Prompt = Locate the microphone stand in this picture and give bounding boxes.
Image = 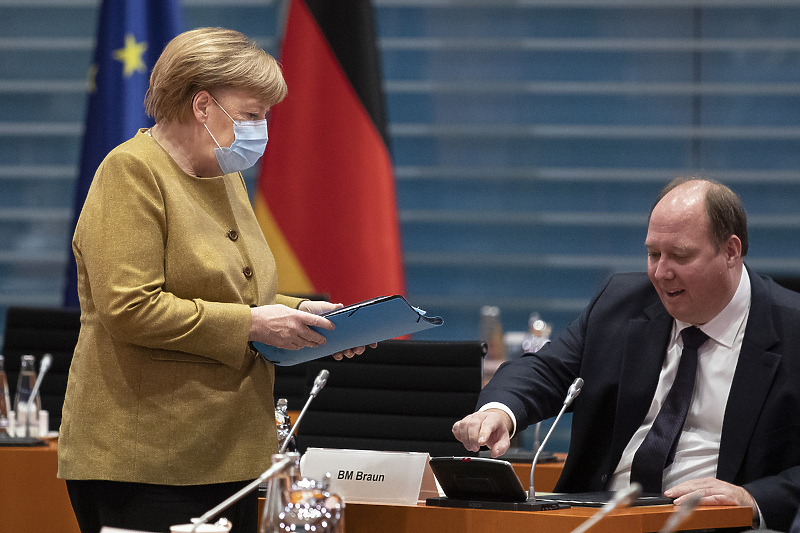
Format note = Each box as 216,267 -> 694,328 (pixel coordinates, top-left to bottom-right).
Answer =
185,369 -> 331,532
529,377 -> 583,500
188,458 -> 293,532
280,369 -> 328,453
568,482 -> 642,533
23,353 -> 52,438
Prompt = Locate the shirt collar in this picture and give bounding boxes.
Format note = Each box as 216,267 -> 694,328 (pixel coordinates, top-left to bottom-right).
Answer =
674,266 -> 750,349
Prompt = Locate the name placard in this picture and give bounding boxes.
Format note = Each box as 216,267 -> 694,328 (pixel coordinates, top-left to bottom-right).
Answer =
300,448 -> 439,505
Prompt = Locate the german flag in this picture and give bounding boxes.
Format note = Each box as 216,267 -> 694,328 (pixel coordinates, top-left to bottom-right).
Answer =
254,0 -> 405,305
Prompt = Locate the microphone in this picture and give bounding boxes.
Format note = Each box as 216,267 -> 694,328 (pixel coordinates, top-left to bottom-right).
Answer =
657,492 -> 702,533
23,353 -> 52,438
183,369 -> 331,531
280,369 -> 329,453
188,457 -> 293,532
528,377 -> 583,500
569,482 -> 642,533
310,368 -> 329,398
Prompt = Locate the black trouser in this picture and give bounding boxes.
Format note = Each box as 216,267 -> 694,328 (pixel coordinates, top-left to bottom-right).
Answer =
65,479 -> 258,533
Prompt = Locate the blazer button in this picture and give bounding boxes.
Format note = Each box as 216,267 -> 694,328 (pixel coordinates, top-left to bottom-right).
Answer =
601,474 -> 608,483
242,266 -> 253,278
227,229 -> 239,241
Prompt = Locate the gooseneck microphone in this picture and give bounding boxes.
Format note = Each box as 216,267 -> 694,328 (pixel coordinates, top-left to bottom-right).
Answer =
280,369 -> 329,453
569,482 -> 643,533
188,457 -> 293,532
23,353 -> 53,438
185,369 -> 330,531
528,377 -> 583,500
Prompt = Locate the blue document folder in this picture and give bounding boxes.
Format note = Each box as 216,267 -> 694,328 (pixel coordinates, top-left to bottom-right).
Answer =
252,295 -> 444,366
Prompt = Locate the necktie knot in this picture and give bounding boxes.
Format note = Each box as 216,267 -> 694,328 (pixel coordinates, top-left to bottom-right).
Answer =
681,326 -> 709,351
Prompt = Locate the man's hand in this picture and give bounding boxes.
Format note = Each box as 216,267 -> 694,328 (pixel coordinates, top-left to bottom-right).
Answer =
297,300 -> 377,360
452,409 -> 514,458
249,304 -> 334,349
665,477 -> 759,520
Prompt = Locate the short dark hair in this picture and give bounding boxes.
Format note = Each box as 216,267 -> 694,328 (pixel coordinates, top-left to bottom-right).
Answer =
652,177 -> 748,256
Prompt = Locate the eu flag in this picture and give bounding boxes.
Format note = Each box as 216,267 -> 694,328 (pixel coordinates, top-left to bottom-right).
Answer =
64,0 -> 183,308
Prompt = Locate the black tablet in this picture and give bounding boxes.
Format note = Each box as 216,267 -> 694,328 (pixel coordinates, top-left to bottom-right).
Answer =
426,457 -> 568,512
428,456 -> 528,502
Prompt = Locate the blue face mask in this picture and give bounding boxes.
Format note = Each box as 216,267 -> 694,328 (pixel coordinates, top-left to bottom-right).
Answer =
204,96 -> 268,175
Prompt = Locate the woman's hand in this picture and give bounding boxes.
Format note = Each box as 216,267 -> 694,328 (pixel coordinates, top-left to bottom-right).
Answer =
249,304 -> 334,349
298,300 -> 377,360
298,300 -> 343,316
330,342 -> 377,361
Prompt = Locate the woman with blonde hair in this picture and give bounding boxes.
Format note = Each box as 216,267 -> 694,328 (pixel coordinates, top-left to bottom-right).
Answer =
58,27 -> 366,533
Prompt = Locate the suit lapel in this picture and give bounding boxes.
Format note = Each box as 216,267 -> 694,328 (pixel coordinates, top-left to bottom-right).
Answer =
717,272 -> 781,482
610,302 -> 673,468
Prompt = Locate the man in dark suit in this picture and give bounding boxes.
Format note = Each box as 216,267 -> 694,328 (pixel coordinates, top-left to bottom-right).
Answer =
791,508 -> 800,533
453,178 -> 800,531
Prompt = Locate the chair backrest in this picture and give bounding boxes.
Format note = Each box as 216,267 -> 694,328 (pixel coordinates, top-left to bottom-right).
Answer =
274,363 -> 310,409
2,306 -> 80,431
295,339 -> 486,458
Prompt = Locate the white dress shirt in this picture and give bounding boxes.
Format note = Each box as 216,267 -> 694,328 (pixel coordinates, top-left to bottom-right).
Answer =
609,266 -> 751,490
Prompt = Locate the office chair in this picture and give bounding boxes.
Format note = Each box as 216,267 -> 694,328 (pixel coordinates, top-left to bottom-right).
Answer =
295,339 -> 486,458
273,363 -> 311,409
2,306 -> 81,432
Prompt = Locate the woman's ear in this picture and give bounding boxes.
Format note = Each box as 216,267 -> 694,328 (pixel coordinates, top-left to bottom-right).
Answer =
192,90 -> 212,123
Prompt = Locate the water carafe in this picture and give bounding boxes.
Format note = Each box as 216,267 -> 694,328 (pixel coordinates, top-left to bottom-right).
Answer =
0,355 -> 11,436
14,354 -> 40,437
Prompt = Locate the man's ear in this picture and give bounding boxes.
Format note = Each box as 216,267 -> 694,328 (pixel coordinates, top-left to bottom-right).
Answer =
725,234 -> 743,265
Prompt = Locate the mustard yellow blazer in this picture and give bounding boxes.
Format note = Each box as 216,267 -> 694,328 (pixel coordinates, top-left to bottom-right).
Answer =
58,130 -> 302,485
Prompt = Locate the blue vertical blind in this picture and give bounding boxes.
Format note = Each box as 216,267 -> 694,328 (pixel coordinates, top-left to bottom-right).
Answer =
2,0 -> 800,345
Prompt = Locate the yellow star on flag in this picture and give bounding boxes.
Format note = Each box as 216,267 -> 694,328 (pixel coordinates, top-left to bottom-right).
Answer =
113,33 -> 148,77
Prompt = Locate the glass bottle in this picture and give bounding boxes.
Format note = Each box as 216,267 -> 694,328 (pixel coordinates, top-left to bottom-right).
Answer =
480,305 -> 506,361
480,305 -> 507,385
260,452 -> 302,533
14,354 -> 39,437
0,355 -> 11,437
521,312 -> 552,354
277,475 -> 344,533
260,400 -> 297,490
275,398 -> 296,453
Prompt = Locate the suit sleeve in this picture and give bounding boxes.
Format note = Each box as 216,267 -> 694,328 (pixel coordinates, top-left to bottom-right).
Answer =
276,294 -> 305,309
746,467 -> 800,531
478,275 -> 616,429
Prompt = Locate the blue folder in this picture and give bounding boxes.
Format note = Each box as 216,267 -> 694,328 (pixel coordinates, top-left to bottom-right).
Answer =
252,295 -> 444,366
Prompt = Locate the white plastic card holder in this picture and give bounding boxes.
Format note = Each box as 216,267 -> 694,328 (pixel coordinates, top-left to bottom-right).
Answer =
100,525 -> 230,533
300,448 -> 438,506
100,526 -> 157,533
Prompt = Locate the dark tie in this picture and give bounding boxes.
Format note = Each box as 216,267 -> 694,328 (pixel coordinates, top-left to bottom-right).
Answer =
629,326 -> 709,493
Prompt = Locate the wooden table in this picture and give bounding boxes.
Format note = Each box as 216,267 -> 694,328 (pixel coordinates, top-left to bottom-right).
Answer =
343,501 -> 752,533
0,441 -> 753,533
0,437 -> 80,533
0,439 -> 562,533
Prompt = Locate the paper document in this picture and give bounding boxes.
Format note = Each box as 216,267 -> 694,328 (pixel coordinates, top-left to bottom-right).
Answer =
252,295 -> 443,366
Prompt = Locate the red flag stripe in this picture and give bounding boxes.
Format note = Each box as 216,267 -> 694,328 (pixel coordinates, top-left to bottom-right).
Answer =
257,0 -> 404,304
